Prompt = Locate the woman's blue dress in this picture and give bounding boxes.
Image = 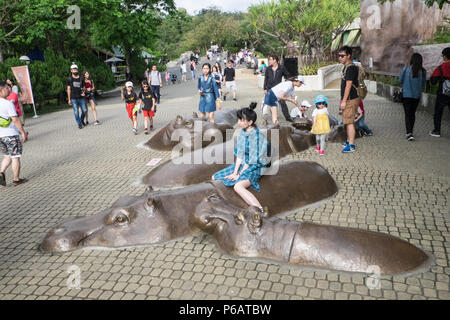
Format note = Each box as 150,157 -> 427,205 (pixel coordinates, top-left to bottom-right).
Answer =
198,75 -> 220,113
213,126 -> 270,192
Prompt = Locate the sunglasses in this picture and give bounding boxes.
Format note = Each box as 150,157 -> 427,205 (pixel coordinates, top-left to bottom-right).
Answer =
338,54 -> 347,58
316,102 -> 326,105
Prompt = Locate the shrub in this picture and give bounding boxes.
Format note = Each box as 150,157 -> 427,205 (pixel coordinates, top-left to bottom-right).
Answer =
300,61 -> 336,75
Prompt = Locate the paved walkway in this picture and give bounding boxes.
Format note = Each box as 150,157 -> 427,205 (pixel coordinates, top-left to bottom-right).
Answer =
0,67 -> 449,300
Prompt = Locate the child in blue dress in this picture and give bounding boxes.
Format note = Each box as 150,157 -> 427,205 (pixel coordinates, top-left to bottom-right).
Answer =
198,63 -> 222,123
212,105 -> 270,214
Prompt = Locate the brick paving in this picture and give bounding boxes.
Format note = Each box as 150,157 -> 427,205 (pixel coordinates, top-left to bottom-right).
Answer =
0,68 -> 449,300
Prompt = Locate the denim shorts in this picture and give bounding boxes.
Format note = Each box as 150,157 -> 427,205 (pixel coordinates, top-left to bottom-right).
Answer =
0,135 -> 22,158
264,90 -> 278,107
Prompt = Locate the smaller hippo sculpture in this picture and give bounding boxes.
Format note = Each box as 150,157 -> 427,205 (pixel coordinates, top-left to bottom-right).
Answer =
291,118 -> 312,131
141,125 -> 316,189
328,124 -> 365,143
192,195 -> 432,276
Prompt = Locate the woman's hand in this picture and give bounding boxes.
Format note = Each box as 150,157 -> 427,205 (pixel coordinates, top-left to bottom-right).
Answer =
199,90 -> 204,96
225,173 -> 239,181
217,101 -> 222,110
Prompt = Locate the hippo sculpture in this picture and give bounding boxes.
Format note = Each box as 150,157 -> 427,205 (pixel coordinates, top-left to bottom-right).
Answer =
41,161 -> 338,253
191,195 -> 431,275
327,124 -> 365,143
141,124 -> 316,189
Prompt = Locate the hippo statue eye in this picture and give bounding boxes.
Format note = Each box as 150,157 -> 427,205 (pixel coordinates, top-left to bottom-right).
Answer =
207,194 -> 221,201
144,197 -> 155,211
114,210 -> 130,226
234,212 -> 245,225
185,121 -> 194,129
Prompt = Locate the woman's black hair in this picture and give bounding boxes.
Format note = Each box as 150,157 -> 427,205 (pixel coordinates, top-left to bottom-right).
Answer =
237,102 -> 258,125
202,63 -> 212,75
410,53 -> 424,78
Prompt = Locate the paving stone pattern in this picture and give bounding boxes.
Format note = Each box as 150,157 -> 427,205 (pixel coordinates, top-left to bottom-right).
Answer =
0,67 -> 449,300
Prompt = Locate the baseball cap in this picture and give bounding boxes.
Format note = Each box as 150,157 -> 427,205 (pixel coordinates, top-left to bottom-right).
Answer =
125,81 -> 133,87
294,76 -> 305,84
70,64 -> 78,69
300,100 -> 312,108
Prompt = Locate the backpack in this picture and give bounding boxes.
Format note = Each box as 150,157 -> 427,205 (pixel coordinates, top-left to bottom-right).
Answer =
343,64 -> 368,100
439,66 -> 450,97
190,63 -> 194,71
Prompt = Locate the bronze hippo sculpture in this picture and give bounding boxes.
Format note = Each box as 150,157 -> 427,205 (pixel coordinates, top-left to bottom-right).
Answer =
41,161 -> 338,253
291,118 -> 313,131
327,124 -> 365,143
191,195 -> 431,275
141,124 -> 316,189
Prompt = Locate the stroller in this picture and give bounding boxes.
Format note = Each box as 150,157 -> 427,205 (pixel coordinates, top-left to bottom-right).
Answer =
170,73 -> 179,85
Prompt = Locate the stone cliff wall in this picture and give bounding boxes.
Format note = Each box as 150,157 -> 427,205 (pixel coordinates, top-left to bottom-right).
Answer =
360,0 -> 450,74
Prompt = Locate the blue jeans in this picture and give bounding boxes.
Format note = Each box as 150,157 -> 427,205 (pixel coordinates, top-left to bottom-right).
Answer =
71,98 -> 87,126
191,70 -> 196,79
356,115 -> 372,133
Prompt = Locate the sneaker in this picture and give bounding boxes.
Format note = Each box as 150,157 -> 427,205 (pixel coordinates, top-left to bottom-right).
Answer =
342,144 -> 356,153
429,130 -> 441,137
341,141 -> 349,147
78,125 -> 83,129
223,95 -> 227,101
132,128 -> 137,135
366,131 -> 373,136
319,150 -> 325,156
315,145 -> 320,152
85,121 -> 89,126
0,172 -> 5,186
150,125 -> 153,131
12,178 -> 28,186
144,129 -> 149,135
406,133 -> 415,141
233,98 -> 237,102
94,120 -> 100,125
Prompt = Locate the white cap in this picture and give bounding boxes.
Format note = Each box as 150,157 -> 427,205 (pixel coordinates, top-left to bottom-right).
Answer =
70,64 -> 78,69
125,81 -> 133,87
300,100 -> 312,108
294,76 -> 305,84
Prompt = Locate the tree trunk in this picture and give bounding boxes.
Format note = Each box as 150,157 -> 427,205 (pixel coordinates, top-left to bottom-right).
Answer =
0,45 -> 4,62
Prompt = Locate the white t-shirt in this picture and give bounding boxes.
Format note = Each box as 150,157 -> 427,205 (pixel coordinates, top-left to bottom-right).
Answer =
271,81 -> 295,100
181,63 -> 187,73
0,98 -> 19,137
312,108 -> 329,118
290,107 -> 307,119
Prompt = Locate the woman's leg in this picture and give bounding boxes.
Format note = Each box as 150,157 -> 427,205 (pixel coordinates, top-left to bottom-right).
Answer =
320,134 -> 326,151
409,98 -> 420,134
85,104 -> 89,122
90,100 -> 98,121
209,112 -> 215,123
132,116 -> 137,129
234,180 -> 262,208
144,116 -> 148,130
271,106 -> 278,124
199,112 -> 206,118
402,99 -> 413,135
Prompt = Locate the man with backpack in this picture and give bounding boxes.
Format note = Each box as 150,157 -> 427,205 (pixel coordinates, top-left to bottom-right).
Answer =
429,47 -> 450,138
338,46 -> 367,153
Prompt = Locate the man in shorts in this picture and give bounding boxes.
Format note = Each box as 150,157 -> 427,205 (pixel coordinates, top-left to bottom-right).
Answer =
222,60 -> 237,102
338,46 -> 360,153
0,81 -> 28,187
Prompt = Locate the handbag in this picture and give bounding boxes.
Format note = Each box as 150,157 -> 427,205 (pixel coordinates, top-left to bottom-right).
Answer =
439,66 -> 450,97
393,89 -> 403,103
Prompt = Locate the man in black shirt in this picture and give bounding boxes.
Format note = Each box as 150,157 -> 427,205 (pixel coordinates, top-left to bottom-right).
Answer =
222,60 -> 237,101
66,64 -> 87,129
338,46 -> 360,153
263,55 -> 292,121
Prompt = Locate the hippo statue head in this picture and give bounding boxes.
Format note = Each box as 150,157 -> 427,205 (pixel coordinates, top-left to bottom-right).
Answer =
328,124 -> 365,143
291,118 -> 312,131
40,191 -> 173,253
192,194 -> 432,275
144,115 -> 233,152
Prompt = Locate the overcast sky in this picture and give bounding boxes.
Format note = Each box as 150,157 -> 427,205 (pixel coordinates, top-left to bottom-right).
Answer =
175,0 -> 262,15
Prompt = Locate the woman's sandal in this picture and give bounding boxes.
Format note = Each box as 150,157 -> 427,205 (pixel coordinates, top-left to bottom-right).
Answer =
12,178 -> 28,186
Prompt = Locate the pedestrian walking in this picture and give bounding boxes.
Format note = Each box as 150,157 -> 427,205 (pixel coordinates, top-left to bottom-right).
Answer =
138,80 -> 156,134
198,63 -> 222,123
338,46 -> 360,153
83,71 -> 100,125
263,76 -> 305,124
180,61 -> 187,82
121,81 -> 139,135
212,65 -> 223,98
150,65 -> 162,104
212,106 -> 270,215
263,55 -> 292,122
0,81 -> 28,187
311,95 -> 331,156
190,60 -> 196,80
67,64 -> 87,129
398,53 -> 427,141
222,60 -> 237,102
429,47 -> 450,138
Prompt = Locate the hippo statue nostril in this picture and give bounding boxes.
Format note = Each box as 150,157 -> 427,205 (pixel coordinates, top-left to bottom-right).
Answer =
53,228 -> 66,235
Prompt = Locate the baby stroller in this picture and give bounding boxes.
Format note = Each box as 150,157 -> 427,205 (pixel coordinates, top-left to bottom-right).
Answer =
170,73 -> 179,85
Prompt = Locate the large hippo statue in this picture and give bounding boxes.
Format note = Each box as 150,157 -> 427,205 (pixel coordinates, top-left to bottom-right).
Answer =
191,195 -> 431,275
41,161 -> 338,253
141,124 -> 316,189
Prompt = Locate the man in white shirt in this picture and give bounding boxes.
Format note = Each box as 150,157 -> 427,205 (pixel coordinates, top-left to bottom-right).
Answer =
0,81 -> 28,186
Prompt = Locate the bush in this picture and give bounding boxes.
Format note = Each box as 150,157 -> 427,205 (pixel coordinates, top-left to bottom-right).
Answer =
300,61 -> 335,75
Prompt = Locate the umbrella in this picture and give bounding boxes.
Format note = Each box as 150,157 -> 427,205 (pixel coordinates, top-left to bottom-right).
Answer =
105,57 -> 124,63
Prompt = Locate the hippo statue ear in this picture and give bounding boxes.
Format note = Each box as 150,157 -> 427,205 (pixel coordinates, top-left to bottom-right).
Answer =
192,112 -> 198,118
176,115 -> 184,124
144,196 -> 159,211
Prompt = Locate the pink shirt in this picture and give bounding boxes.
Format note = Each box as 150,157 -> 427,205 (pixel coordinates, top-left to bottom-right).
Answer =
6,92 -> 20,116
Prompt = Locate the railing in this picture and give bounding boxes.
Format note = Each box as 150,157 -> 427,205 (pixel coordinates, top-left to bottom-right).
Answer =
365,70 -> 437,94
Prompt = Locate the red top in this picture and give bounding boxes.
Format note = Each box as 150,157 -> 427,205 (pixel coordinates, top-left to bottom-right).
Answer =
359,99 -> 365,115
6,92 -> 21,116
85,80 -> 93,91
431,61 -> 450,78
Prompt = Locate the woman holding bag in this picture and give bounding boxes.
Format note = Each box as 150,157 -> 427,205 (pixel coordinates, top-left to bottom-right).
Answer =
398,53 -> 427,141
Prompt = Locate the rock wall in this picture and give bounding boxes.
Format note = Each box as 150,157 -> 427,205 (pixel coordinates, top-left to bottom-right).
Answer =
360,0 -> 450,73
413,43 -> 450,77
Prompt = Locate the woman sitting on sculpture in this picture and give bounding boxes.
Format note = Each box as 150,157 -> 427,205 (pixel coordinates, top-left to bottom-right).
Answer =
212,105 -> 270,214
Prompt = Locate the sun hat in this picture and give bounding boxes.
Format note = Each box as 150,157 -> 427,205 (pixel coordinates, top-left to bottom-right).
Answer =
125,81 -> 133,87
294,76 -> 305,84
314,95 -> 328,105
300,100 -> 312,108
